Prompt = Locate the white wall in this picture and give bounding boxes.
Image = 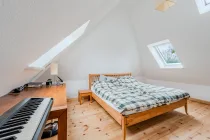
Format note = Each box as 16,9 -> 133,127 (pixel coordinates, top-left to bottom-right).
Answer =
39,5 -> 142,98
129,0 -> 210,101
4,0 -> 209,102
37,0 -> 210,101
0,0 -> 120,97
130,0 -> 210,86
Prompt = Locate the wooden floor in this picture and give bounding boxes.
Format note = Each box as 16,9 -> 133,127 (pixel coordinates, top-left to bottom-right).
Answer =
47,99 -> 210,140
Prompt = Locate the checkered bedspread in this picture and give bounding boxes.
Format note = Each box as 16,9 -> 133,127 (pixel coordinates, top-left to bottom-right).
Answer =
92,76 -> 190,115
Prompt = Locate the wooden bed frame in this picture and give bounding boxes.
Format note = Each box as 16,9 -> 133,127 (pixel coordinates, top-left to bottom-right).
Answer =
89,73 -> 189,140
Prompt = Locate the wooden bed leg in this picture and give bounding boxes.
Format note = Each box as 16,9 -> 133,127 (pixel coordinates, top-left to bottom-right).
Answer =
122,116 -> 127,140
185,102 -> 189,115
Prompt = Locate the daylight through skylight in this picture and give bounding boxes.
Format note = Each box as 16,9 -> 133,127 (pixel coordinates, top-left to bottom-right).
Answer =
28,20 -> 90,69
195,0 -> 210,14
205,0 -> 210,5
148,40 -> 183,68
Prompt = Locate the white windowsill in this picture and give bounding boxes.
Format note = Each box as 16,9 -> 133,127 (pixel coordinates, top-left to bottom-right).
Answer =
25,66 -> 45,71
159,64 -> 184,69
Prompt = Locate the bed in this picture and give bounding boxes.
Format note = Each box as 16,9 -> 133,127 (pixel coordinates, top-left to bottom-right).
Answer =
89,73 -> 190,140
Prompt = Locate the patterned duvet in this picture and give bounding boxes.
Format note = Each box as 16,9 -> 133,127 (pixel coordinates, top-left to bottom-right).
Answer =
91,76 -> 190,115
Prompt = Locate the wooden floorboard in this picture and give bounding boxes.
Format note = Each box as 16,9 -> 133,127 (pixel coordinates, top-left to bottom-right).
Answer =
45,99 -> 210,140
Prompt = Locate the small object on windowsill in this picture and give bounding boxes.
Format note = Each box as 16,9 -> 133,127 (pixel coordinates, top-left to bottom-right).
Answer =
26,82 -> 44,88
51,81 -> 64,86
46,79 -> 52,87
56,81 -> 65,86
9,85 -> 25,96
46,77 -> 64,87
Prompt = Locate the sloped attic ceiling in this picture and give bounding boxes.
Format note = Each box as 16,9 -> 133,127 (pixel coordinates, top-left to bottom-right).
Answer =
130,0 -> 210,85
2,0 -> 210,98
0,0 -> 120,97
35,1 -> 142,98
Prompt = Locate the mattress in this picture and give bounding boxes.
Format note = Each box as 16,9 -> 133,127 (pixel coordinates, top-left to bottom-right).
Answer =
91,88 -> 140,115
91,76 -> 190,115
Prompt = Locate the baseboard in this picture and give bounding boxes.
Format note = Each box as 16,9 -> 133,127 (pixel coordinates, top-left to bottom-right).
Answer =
189,98 -> 210,105
67,98 -> 77,102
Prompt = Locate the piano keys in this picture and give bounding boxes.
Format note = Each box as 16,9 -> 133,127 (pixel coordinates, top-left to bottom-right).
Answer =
0,98 -> 53,140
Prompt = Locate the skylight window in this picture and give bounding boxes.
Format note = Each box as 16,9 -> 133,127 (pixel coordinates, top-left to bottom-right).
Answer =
148,40 -> 183,69
28,20 -> 90,69
195,0 -> 210,14
206,0 -> 210,4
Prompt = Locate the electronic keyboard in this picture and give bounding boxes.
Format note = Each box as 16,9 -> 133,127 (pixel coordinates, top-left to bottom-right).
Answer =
0,98 -> 53,140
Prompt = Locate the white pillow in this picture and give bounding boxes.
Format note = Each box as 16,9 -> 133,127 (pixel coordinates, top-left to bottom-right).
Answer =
105,76 -> 117,82
99,75 -> 117,82
99,75 -> 106,81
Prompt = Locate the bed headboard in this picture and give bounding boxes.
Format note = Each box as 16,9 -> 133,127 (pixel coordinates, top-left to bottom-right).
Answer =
88,73 -> 132,89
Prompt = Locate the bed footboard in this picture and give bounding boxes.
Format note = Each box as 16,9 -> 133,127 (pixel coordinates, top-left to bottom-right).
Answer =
125,98 -> 188,126
92,92 -> 122,125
